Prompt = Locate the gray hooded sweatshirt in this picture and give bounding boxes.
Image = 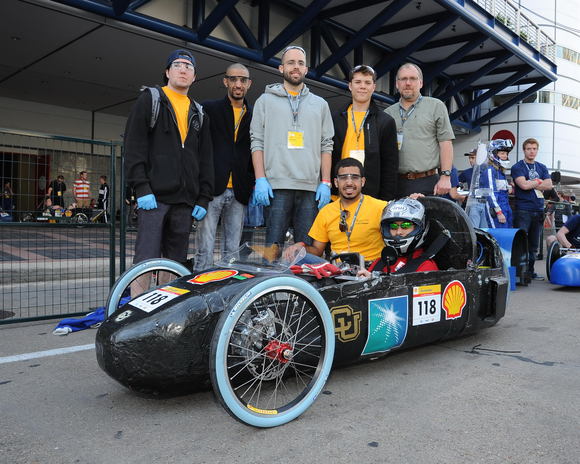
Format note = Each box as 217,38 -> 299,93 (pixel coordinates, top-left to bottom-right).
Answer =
250,83 -> 334,192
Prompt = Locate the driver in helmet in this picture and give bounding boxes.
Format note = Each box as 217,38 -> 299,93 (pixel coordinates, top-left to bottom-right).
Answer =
358,198 -> 438,276
486,139 -> 513,228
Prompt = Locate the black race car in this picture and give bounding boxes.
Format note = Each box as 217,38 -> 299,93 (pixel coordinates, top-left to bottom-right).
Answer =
96,198 -> 508,427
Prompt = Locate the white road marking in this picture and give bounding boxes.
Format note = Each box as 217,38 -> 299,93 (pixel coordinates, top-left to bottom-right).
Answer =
0,344 -> 95,364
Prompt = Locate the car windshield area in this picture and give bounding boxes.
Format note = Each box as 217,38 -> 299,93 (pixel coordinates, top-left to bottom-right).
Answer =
216,243 -> 306,274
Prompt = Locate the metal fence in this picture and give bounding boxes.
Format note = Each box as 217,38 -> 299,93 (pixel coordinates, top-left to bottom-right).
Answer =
0,128 -> 273,325
0,128 -> 120,324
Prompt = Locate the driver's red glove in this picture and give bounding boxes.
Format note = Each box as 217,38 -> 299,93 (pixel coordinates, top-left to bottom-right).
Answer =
304,263 -> 342,279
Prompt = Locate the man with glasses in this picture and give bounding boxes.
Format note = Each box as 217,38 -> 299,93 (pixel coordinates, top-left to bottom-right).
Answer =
283,158 -> 387,262
511,137 -> 552,280
124,49 -> 213,293
193,63 -> 254,271
250,45 -> 334,249
332,65 -> 398,201
385,63 -> 455,198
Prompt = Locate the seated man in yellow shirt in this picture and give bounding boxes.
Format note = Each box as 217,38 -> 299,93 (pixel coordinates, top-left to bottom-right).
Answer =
283,158 -> 388,264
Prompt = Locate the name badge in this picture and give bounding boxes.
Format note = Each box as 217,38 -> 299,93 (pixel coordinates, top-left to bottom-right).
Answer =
535,189 -> 544,199
287,131 -> 304,149
396,131 -> 404,150
349,149 -> 365,165
58,191 -> 62,196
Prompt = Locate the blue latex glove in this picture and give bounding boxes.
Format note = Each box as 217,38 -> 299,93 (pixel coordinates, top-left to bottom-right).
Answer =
192,205 -> 207,220
254,177 -> 274,206
137,194 -> 157,210
315,183 -> 331,209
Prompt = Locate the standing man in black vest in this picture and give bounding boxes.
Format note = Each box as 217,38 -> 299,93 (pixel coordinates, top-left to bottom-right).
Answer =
194,63 -> 254,271
331,64 -> 398,201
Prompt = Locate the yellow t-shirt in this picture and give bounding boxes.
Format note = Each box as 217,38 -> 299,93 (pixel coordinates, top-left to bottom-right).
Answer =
162,86 -> 190,144
308,195 -> 387,260
341,105 -> 367,163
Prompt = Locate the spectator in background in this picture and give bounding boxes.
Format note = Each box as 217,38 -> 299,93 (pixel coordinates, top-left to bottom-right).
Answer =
97,175 -> 110,223
2,181 -> 15,212
458,149 -> 477,190
511,138 -> 553,280
46,175 -> 66,209
250,45 -> 334,250
331,64 -> 398,201
546,213 -> 580,250
73,171 -> 90,208
385,63 -> 454,197
194,63 -> 254,271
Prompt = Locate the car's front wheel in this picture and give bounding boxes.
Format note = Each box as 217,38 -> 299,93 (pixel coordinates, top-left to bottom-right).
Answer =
209,276 -> 335,427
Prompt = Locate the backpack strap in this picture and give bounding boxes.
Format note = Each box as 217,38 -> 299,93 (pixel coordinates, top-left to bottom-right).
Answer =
139,86 -> 161,130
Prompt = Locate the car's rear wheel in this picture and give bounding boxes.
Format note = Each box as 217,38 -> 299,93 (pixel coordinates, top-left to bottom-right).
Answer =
105,259 -> 191,318
209,276 -> 335,427
546,241 -> 562,281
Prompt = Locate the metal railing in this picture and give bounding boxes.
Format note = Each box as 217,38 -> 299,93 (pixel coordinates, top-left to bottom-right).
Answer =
0,128 -> 120,324
473,0 -> 556,61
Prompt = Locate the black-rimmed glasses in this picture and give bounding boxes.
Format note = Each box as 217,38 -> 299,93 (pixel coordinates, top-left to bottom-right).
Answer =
225,75 -> 250,84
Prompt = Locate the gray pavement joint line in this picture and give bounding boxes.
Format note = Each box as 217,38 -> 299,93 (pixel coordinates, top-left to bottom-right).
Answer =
0,343 -> 95,364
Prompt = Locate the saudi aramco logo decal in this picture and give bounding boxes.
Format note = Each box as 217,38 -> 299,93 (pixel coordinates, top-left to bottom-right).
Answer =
362,296 -> 408,355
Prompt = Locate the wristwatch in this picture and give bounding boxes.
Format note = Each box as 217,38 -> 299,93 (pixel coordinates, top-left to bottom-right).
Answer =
440,170 -> 451,176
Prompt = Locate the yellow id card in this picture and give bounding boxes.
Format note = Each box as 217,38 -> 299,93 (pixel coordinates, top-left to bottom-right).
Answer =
287,131 -> 304,149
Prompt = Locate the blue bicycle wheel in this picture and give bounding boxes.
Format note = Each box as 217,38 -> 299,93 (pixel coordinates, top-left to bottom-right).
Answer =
209,275 -> 335,427
105,259 -> 191,318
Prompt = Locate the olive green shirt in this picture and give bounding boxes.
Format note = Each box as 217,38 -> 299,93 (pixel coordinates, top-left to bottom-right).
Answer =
385,96 -> 455,173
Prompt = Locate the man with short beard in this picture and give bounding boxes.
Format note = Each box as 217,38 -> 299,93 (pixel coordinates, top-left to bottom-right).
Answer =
193,63 -> 254,271
385,63 -> 455,198
250,45 -> 334,250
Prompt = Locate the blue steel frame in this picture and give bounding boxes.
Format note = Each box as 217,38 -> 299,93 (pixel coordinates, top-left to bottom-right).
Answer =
54,0 -> 556,132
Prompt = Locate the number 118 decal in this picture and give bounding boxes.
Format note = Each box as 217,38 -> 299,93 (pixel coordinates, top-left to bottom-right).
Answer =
129,286 -> 190,313
412,284 -> 441,326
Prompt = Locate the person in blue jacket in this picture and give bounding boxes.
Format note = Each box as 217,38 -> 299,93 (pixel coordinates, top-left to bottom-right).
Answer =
486,139 -> 514,228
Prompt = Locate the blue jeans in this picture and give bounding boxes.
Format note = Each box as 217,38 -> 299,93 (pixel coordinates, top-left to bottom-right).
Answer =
194,189 -> 245,271
265,189 -> 319,246
467,199 -> 491,228
514,209 -> 543,274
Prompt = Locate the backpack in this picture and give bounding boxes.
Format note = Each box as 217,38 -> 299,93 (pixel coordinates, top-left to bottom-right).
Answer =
140,86 -> 204,130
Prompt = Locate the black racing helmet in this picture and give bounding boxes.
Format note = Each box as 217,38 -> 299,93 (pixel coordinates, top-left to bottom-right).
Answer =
381,198 -> 429,256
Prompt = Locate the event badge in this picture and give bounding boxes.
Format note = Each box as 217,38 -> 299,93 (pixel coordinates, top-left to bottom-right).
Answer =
287,131 -> 304,149
58,191 -> 62,196
349,149 -> 365,165
396,130 -> 404,150
535,189 -> 544,199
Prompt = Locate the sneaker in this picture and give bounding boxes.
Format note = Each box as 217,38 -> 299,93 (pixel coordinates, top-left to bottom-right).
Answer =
532,273 -> 545,281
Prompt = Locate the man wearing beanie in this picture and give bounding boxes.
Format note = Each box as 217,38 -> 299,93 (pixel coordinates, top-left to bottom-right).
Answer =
124,49 -> 214,295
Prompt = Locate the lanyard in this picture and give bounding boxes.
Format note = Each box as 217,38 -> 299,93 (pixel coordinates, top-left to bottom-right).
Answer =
350,107 -> 369,144
398,96 -> 422,126
285,90 -> 302,127
233,105 -> 246,139
341,195 -> 364,242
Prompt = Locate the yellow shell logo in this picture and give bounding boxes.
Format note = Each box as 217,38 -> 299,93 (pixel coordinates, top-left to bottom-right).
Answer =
188,269 -> 238,284
442,280 -> 466,320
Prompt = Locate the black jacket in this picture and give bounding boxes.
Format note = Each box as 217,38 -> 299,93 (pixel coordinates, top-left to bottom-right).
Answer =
201,96 -> 254,205
124,86 -> 214,208
332,100 -> 398,201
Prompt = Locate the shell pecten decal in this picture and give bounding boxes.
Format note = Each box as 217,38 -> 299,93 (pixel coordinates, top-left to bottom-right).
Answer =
442,280 -> 466,320
187,269 -> 238,285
